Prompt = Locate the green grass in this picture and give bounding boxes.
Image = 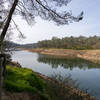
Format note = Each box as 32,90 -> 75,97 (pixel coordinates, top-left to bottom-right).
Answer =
5,66 -> 49,99
5,65 -> 94,100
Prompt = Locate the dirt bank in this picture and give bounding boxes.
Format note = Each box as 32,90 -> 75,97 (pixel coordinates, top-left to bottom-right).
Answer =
2,71 -> 96,100
25,48 -> 100,64
2,90 -> 41,100
35,72 -> 95,100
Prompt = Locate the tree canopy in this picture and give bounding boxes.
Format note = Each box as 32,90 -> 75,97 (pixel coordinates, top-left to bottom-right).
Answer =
0,1 -> 83,99
0,0 -> 83,32
38,36 -> 100,49
7,0 -> 83,24
0,0 -> 83,51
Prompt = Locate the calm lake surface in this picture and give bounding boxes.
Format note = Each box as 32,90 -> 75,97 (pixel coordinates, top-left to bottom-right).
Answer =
12,51 -> 100,100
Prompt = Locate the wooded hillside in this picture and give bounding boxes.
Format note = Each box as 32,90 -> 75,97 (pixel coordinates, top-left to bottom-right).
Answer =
38,36 -> 100,49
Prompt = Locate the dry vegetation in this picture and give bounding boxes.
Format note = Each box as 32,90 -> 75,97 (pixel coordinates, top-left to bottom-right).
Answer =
26,49 -> 100,64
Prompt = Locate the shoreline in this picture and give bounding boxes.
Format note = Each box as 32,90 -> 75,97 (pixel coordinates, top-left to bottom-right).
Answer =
35,71 -> 95,100
23,48 -> 100,64
5,63 -> 96,100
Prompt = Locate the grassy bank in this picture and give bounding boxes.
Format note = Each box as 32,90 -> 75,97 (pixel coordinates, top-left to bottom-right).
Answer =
5,65 -> 48,100
25,48 -> 100,64
3,65 -> 95,100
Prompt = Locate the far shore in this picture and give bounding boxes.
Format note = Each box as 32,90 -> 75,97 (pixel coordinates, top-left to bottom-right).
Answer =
22,48 -> 100,64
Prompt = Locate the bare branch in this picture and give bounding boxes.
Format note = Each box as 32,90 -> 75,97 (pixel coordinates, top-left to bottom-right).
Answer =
0,0 -> 18,46
11,19 -> 26,39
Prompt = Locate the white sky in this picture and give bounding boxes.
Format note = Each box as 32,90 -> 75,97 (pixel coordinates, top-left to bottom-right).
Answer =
12,0 -> 100,44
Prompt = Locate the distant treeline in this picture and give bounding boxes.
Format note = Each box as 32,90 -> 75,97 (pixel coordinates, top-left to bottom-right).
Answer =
38,36 -> 100,49
5,41 -> 38,49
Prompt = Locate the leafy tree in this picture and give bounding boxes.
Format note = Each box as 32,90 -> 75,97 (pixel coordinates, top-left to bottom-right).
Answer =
38,36 -> 100,49
0,0 -> 83,99
0,0 -> 83,47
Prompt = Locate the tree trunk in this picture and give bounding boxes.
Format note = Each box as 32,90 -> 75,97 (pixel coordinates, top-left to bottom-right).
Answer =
0,0 -> 18,44
0,0 -> 18,100
0,57 -> 3,100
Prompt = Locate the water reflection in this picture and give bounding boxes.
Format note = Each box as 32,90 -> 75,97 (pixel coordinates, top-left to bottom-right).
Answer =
11,51 -> 100,99
38,54 -> 100,70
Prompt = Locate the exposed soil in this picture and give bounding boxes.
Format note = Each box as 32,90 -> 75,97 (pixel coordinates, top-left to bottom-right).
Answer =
2,90 -> 41,100
25,48 -> 100,64
35,72 -> 96,100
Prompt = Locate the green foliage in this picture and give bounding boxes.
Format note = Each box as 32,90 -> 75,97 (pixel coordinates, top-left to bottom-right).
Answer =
5,66 -> 94,100
5,66 -> 50,99
5,66 -> 46,93
38,36 -> 100,50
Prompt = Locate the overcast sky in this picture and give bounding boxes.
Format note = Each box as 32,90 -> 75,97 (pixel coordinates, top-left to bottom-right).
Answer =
12,0 -> 100,44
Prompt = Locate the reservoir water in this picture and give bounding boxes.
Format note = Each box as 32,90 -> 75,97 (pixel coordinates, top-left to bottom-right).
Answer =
12,50 -> 100,100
